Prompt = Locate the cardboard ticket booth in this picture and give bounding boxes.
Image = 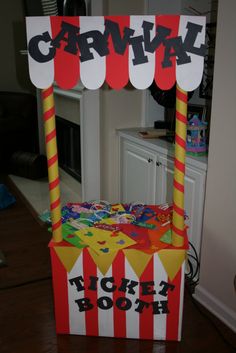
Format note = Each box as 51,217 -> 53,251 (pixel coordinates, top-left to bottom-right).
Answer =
25,15 -> 206,341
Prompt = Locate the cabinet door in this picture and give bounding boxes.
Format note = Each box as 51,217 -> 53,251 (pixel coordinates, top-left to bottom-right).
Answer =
120,140 -> 156,204
156,155 -> 206,256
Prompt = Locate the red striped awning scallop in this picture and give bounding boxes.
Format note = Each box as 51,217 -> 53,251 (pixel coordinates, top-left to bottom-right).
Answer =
26,15 -> 206,92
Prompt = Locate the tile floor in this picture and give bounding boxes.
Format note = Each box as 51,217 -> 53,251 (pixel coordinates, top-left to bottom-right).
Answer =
8,173 -> 82,216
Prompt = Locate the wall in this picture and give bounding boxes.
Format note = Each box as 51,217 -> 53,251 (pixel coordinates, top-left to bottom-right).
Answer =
147,0 -> 181,14
194,0 -> 236,331
105,0 -> 144,15
100,87 -> 143,202
0,0 -> 34,93
100,0 -> 145,202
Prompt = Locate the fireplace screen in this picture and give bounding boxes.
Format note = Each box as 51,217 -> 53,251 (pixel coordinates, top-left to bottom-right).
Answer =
56,116 -> 81,182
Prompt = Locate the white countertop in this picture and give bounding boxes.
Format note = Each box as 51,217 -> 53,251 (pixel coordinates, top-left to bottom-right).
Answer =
117,128 -> 208,172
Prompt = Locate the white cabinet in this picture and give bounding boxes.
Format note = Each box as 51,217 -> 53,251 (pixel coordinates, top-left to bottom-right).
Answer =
118,129 -> 208,256
121,140 -> 157,204
157,154 -> 206,254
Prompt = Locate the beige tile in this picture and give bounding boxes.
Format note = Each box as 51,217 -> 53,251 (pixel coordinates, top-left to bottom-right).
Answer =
9,174 -> 82,215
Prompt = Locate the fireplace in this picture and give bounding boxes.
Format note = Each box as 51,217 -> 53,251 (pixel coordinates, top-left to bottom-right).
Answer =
56,115 -> 81,183
36,82 -> 101,201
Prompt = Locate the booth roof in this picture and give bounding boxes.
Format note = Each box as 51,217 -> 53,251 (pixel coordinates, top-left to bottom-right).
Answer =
26,15 -> 206,91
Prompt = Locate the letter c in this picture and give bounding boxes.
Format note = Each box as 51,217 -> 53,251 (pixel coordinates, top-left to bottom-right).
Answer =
28,31 -> 55,63
101,277 -> 117,293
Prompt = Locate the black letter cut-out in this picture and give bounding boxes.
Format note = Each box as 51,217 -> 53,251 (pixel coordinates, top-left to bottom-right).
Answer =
152,300 -> 170,314
75,297 -> 94,312
104,19 -> 134,55
162,37 -> 191,67
88,276 -> 99,291
158,281 -> 175,297
78,30 -> 109,62
134,299 -> 150,313
183,22 -> 206,56
69,276 -> 85,292
118,278 -> 138,295
142,21 -> 171,53
100,277 -> 117,292
129,35 -> 148,65
51,21 -> 80,55
140,281 -> 156,295
97,296 -> 113,310
28,31 -> 55,63
116,297 -> 132,311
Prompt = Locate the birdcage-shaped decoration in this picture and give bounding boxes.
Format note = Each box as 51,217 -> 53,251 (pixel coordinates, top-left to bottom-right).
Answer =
186,115 -> 208,155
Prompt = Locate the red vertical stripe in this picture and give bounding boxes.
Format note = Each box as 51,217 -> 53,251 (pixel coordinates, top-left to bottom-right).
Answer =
83,249 -> 99,336
166,268 -> 182,340
112,251 -> 126,338
50,247 -> 70,333
155,15 -> 180,90
105,16 -> 130,89
50,16 -> 80,89
139,257 -> 154,340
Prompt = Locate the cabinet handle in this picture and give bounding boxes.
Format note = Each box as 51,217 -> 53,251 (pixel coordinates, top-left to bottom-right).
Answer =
156,161 -> 161,167
148,158 -> 153,163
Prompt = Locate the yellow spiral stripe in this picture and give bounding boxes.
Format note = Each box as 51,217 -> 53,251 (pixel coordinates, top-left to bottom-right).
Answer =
175,145 -> 186,163
172,85 -> 187,247
43,94 -> 54,112
46,138 -> 58,160
176,98 -> 187,114
49,184 -> 61,204
50,206 -> 61,224
48,162 -> 60,182
172,211 -> 184,229
45,117 -> 56,134
173,188 -> 185,209
42,87 -> 62,243
174,168 -> 184,185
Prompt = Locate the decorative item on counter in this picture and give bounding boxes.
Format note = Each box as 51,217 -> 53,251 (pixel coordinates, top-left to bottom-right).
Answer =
139,129 -> 167,139
62,222 -> 87,248
48,201 -> 188,253
186,115 -> 208,155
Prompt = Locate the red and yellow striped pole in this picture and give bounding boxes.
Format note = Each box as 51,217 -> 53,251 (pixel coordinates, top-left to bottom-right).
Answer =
42,86 -> 62,243
172,84 -> 188,247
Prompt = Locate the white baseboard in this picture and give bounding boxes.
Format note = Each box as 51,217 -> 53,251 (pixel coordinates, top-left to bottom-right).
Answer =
194,285 -> 236,333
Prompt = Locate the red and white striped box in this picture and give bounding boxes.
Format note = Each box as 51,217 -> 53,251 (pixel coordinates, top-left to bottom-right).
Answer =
50,243 -> 186,341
